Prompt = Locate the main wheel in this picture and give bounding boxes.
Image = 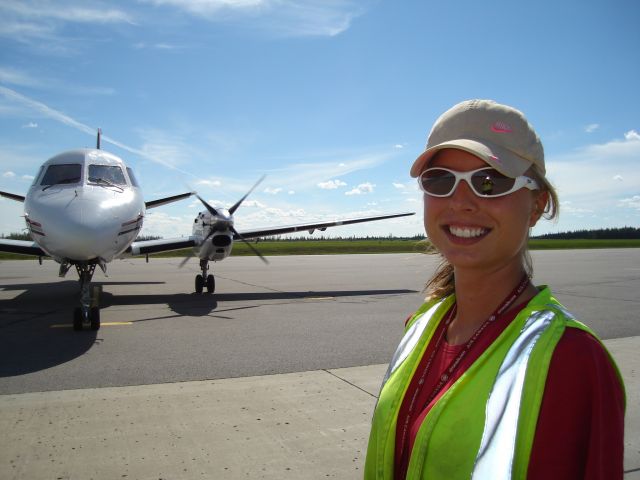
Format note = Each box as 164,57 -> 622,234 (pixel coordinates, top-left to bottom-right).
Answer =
195,274 -> 204,294
90,307 -> 101,331
206,274 -> 215,293
73,307 -> 83,331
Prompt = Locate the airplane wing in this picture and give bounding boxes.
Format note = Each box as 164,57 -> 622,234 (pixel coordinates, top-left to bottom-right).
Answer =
235,212 -> 415,240
0,239 -> 46,256
126,236 -> 197,256
2,189 -> 192,208
145,192 -> 194,209
0,190 -> 26,202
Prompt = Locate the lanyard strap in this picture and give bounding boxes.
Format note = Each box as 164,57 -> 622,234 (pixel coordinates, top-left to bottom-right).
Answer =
397,274 -> 531,473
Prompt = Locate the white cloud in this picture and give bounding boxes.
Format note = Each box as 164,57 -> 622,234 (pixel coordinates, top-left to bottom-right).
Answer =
559,201 -> 594,215
624,130 -> 640,141
264,186 -> 283,194
532,131 -> 640,232
392,182 -> 405,189
197,179 -> 222,187
143,0 -> 366,37
584,123 -> 599,133
0,67 -> 41,87
3,171 -> 16,178
134,42 -> 182,51
619,195 -> 640,210
317,179 -> 347,190
242,199 -> 266,208
0,1 -> 134,25
140,210 -> 194,238
265,149 -> 390,191
345,182 -> 375,195
21,121 -> 38,128
547,131 -> 640,198
0,1 -> 134,54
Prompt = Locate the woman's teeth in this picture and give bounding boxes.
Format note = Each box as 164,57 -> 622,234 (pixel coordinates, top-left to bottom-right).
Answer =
449,226 -> 487,238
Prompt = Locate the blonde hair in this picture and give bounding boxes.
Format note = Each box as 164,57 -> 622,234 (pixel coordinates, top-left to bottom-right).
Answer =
423,168 -> 559,301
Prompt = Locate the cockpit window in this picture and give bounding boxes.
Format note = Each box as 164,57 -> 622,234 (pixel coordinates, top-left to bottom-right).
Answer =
31,166 -> 44,187
40,164 -> 82,186
88,165 -> 127,186
126,167 -> 140,187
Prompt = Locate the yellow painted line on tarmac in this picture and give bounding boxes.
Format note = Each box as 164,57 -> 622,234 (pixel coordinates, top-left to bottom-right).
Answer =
50,322 -> 133,328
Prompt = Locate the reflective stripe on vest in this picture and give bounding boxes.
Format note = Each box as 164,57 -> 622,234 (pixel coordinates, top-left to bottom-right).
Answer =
471,308 -> 557,479
379,299 -> 445,392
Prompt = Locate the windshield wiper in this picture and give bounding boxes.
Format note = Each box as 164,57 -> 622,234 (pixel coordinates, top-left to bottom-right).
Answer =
89,177 -> 124,192
42,177 -> 81,191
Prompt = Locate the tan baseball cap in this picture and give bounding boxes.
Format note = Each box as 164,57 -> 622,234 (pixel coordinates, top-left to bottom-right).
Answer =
410,99 -> 545,178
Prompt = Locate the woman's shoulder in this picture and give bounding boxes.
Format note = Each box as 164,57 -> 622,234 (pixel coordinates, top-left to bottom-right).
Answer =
555,327 -> 611,365
551,327 -> 625,394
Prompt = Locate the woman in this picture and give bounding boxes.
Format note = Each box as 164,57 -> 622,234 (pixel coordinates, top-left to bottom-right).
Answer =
365,100 -> 625,479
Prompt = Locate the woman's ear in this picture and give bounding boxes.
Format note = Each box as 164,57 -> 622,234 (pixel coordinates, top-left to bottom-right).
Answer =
529,191 -> 549,227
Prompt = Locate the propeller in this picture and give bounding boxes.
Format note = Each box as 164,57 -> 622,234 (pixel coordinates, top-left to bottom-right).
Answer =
194,176 -> 269,264
229,175 -> 266,214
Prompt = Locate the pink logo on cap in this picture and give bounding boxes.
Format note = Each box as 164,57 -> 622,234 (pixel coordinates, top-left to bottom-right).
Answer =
491,121 -> 512,133
490,155 -> 502,165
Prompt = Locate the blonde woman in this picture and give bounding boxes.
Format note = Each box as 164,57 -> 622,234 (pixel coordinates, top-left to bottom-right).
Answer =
365,100 -> 625,479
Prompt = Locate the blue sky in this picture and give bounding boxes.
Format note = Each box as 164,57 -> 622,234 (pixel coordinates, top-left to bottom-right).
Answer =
0,0 -> 638,239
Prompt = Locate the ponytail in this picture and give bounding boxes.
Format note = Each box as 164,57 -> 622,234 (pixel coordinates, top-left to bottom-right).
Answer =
424,257 -> 455,302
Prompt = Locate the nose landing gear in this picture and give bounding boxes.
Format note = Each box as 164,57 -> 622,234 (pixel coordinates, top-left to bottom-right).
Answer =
195,259 -> 215,294
72,264 -> 102,331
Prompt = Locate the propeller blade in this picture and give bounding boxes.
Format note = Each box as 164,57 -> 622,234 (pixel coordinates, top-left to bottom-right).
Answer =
178,254 -> 193,268
229,175 -> 266,215
195,194 -> 220,217
231,226 -> 269,264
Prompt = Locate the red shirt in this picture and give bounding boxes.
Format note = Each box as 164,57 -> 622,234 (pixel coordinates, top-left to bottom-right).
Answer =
395,305 -> 625,479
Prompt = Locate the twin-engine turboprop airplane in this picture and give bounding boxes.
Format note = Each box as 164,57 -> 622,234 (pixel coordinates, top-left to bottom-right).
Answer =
129,176 -> 414,295
0,134 -> 414,331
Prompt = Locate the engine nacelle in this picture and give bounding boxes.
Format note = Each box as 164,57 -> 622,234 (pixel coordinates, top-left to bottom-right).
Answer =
192,211 -> 234,262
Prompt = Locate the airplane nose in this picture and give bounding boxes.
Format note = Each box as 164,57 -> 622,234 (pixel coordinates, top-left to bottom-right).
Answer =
27,188 -> 135,261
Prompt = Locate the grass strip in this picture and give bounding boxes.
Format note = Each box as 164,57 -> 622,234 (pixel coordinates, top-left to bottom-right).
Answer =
1,238 -> 639,261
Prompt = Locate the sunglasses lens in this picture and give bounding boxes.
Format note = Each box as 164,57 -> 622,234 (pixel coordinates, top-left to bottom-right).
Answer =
421,169 -> 456,196
470,170 -> 516,196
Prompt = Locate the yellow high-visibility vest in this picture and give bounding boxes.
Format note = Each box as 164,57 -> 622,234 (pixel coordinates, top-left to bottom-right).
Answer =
364,286 -> 624,479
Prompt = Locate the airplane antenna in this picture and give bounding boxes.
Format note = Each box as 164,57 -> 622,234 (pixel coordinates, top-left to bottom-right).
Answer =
96,128 -> 102,149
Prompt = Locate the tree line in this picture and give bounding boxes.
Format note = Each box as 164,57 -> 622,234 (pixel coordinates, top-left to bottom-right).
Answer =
532,227 -> 640,240
4,228 -> 638,241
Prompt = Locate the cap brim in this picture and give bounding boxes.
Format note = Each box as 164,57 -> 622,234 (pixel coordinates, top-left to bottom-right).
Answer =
409,138 -> 532,178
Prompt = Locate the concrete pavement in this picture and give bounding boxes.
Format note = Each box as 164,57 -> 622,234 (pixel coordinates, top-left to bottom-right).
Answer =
1,337 -> 638,479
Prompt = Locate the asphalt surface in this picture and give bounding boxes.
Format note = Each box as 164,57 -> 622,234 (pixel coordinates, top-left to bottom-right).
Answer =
1,251 -> 639,478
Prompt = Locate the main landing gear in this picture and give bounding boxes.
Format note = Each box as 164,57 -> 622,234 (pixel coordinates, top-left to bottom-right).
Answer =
61,262 -> 101,331
195,259 -> 215,294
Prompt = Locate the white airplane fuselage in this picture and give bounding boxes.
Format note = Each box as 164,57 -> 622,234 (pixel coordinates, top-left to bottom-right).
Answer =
24,149 -> 144,264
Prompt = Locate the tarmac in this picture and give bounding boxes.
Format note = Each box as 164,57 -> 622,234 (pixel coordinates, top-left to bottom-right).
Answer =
1,338 -> 638,479
1,252 -> 639,479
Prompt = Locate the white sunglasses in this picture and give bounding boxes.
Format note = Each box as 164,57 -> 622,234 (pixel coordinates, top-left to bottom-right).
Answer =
419,167 -> 540,198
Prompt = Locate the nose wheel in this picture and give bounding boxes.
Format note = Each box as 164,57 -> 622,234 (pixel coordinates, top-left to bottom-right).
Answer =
72,265 -> 101,331
73,306 -> 101,331
195,259 -> 215,294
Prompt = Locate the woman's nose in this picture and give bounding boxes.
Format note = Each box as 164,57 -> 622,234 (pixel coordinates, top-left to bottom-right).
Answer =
449,179 -> 478,210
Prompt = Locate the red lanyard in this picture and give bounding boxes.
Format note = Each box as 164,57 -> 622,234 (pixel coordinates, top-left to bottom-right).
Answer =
397,274 -> 531,470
